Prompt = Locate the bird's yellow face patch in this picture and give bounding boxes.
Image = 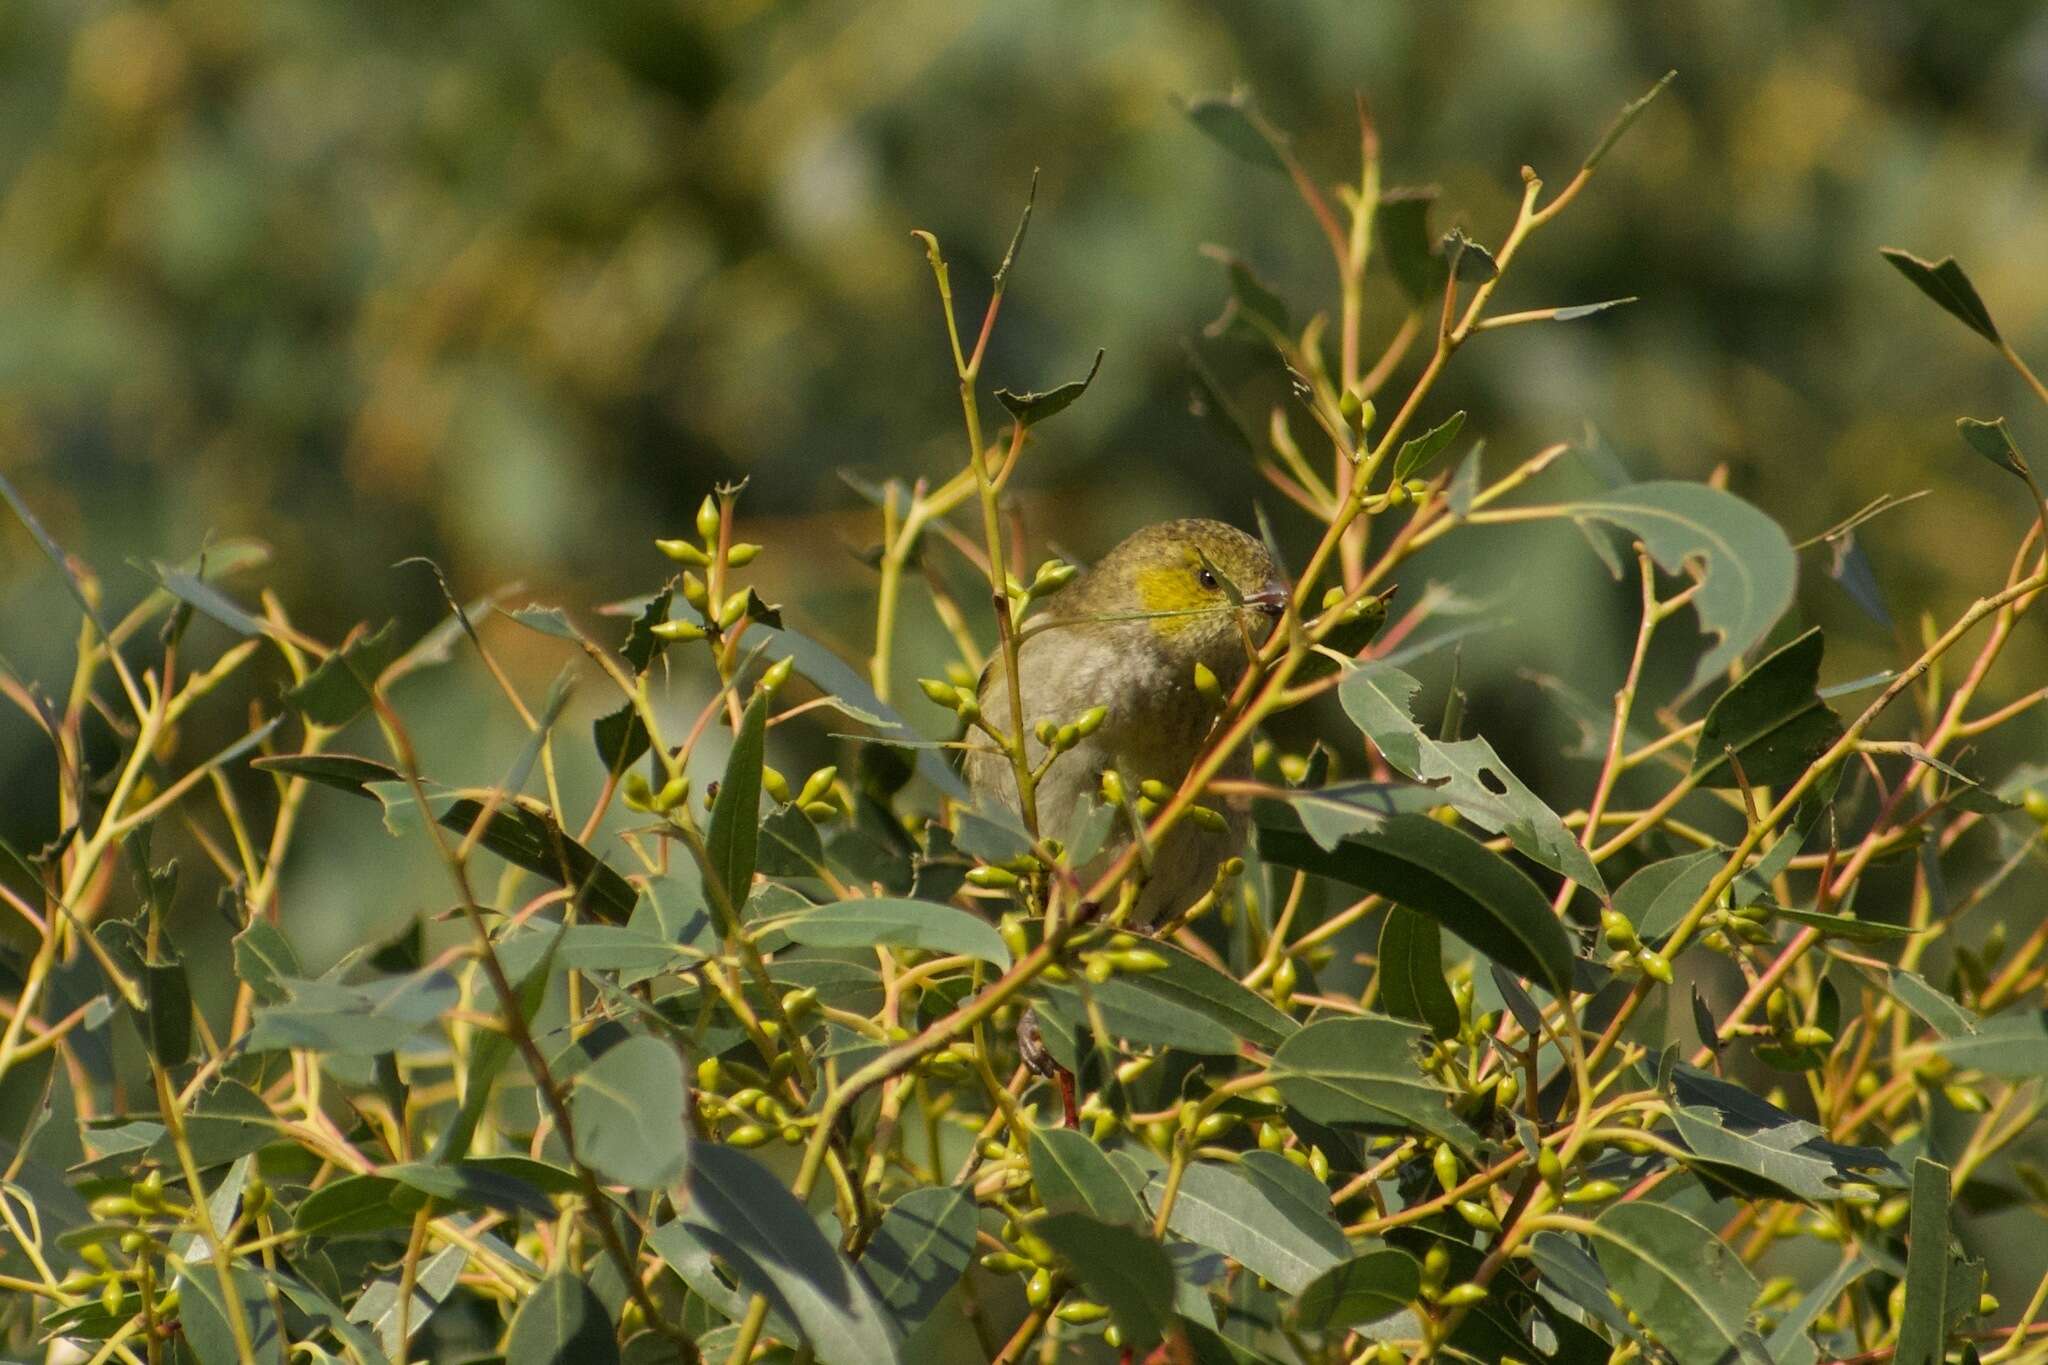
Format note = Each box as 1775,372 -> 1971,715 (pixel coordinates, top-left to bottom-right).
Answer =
1135,555 -> 1226,637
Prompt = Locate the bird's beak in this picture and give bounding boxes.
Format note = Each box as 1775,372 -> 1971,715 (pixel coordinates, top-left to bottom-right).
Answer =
1244,582 -> 1289,620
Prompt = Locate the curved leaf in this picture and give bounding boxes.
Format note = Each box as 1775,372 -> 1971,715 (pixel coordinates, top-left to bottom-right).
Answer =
1880,248 -> 1999,345
1692,628 -> 1843,787
570,1035 -> 690,1190
1589,1202 -> 1760,1365
1290,1249 -> 1421,1333
1553,481 -> 1797,697
1034,1212 -> 1176,1349
1030,1126 -> 1146,1227
769,898 -> 1010,967
705,693 -> 769,917
860,1186 -> 976,1336
1376,906 -> 1459,1038
1260,814 -> 1574,997
506,1272 -> 619,1365
1151,1153 -> 1349,1296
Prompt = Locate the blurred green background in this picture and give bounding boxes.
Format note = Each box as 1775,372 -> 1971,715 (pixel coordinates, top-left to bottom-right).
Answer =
3,3 -> 2046,968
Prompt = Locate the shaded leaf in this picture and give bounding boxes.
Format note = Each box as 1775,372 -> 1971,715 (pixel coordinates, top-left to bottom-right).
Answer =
593,702 -> 651,773
1177,91 -> 1286,171
1290,1249 -> 1420,1333
681,1144 -> 901,1364
247,968 -> 457,1055
705,692 -> 769,917
860,1185 -> 976,1336
1692,628 -> 1844,787
231,919 -> 302,1006
286,623 -> 402,727
506,1271 -> 620,1365
1888,969 -> 1979,1039
177,1264 -> 286,1365
1260,814 -> 1575,997
570,1035 -> 690,1189
1880,249 -> 2000,345
621,585 -> 675,674
1376,187 -> 1443,304
1034,1212 -> 1176,1349
1957,416 -> 2031,480
1268,1014 -> 1477,1152
1667,1064 -> 1900,1203
1935,1010 -> 2048,1078
995,349 -> 1104,429
1376,906 -> 1459,1038
1618,848 -> 1724,942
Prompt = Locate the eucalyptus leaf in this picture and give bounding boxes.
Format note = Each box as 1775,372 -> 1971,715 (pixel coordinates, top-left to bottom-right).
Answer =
1177,91 -> 1286,171
859,1185 -> 976,1336
1376,906 -> 1459,1038
1897,1158 -> 1951,1365
1268,1014 -> 1477,1152
1290,1249 -> 1420,1333
1034,1212 -> 1176,1348
1880,248 -> 2000,345
1148,1154 -> 1346,1295
1692,628 -> 1844,787
1589,1202 -> 1760,1365
994,349 -> 1103,429
705,693 -> 769,918
285,622 -> 401,726
1029,1126 -> 1146,1226
506,1271 -> 620,1365
767,898 -> 1010,967
1391,410 -> 1466,484
570,1035 -> 690,1189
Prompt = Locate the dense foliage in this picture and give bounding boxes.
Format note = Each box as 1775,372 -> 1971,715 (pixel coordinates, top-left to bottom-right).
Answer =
4,78 -> 2048,1365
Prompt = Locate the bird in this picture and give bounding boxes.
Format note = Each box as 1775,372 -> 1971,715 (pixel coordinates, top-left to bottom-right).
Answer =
965,518 -> 1287,926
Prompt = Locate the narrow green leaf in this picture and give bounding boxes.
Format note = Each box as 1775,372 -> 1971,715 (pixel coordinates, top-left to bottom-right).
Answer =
176,1264 -> 286,1365
682,1144 -> 902,1363
1957,417 -> 2031,479
1880,248 -> 2000,345
860,1185 -> 976,1336
1887,969 -> 1979,1039
1897,1158 -> 1951,1365
1340,663 -> 1604,896
1177,91 -> 1286,171
767,898 -> 1011,967
1150,1155 -> 1346,1295
247,968 -> 457,1055
1550,297 -> 1638,321
435,924 -> 562,1162
705,692 -> 770,917
1376,906 -> 1459,1038
1692,628 -> 1845,787
1555,481 -> 1797,697
1034,1212 -> 1176,1349
1391,410 -> 1467,484
1029,1126 -> 1146,1226
995,349 -> 1104,429
570,1035 -> 690,1189
1935,1010 -> 2048,1077
1260,815 -> 1575,998
1290,1249 -> 1420,1333
1268,1015 -> 1476,1152
1590,1202 -> 1759,1365
506,1271 -> 620,1365
1766,905 -> 1915,943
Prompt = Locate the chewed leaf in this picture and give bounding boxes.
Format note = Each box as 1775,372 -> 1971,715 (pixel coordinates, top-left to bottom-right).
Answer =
1880,248 -> 2000,344
1553,481 -> 1797,698
995,349 -> 1104,429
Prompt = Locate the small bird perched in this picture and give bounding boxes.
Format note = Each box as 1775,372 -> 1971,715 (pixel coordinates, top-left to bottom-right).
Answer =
966,518 -> 1286,925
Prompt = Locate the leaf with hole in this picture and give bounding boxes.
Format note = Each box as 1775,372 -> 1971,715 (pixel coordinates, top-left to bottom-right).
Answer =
1341,662 -> 1604,895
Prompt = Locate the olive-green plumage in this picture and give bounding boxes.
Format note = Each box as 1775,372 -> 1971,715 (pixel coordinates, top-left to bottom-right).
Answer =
966,519 -> 1285,924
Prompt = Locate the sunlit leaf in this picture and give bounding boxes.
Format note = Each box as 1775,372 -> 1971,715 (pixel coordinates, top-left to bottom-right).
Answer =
1029,1126 -> 1146,1227
1149,1154 -> 1347,1295
1897,1158 -> 1951,1365
570,1035 -> 690,1189
1290,1249 -> 1420,1333
860,1186 -> 976,1336
1589,1202 -> 1761,1365
705,693 -> 769,918
767,898 -> 1011,967
995,349 -> 1104,429
1268,1014 -> 1478,1152
1034,1212 -> 1176,1349
1391,411 -> 1467,484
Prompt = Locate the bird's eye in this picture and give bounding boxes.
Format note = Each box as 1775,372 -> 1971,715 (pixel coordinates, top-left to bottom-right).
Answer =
1197,568 -> 1219,591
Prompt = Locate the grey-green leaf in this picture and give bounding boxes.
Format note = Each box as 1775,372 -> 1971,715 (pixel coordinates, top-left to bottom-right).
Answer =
505,1272 -> 620,1365
1897,1158 -> 1950,1365
1268,1014 -> 1476,1153
1935,1010 -> 2048,1077
1178,91 -> 1286,172
860,1185 -> 976,1336
1340,663 -> 1604,896
1260,814 -> 1574,998
178,1264 -> 285,1365
570,1035 -> 689,1189
768,898 -> 1010,967
705,693 -> 770,917
1590,1202 -> 1760,1365
1150,1155 -> 1346,1295
1692,628 -> 1844,787
286,622 -> 402,727
1376,906 -> 1459,1038
1617,848 -> 1724,942
1034,1212 -> 1176,1348
682,1144 -> 902,1363
1957,417 -> 2030,479
1030,1126 -> 1146,1226
1290,1249 -> 1421,1333
1880,248 -> 2000,345
1555,481 -> 1797,697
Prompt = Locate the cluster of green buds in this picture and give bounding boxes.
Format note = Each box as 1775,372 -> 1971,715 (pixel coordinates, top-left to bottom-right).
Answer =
1417,1242 -> 1489,1314
1005,557 -> 1079,610
763,763 -> 843,822
1099,769 -> 1229,835
653,493 -> 765,643
918,674 -> 984,726
69,1168 -> 201,1323
982,1218 -> 1060,1315
693,1055 -> 814,1147
1338,391 -> 1377,449
1075,931 -> 1169,985
1031,705 -> 1107,762
1596,906 -> 1671,983
621,770 -> 689,814
1762,987 -> 1835,1055
1376,476 -> 1434,511
1696,901 -> 1778,956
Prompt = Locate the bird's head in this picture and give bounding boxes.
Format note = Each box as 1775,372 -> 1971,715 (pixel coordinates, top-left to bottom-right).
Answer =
1073,518 -> 1288,677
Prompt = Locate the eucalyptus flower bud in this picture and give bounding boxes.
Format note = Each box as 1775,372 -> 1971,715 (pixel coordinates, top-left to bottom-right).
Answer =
653,618 -> 706,642
726,542 -> 761,567
1193,661 -> 1223,705
695,495 -> 721,543
656,538 -> 708,565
